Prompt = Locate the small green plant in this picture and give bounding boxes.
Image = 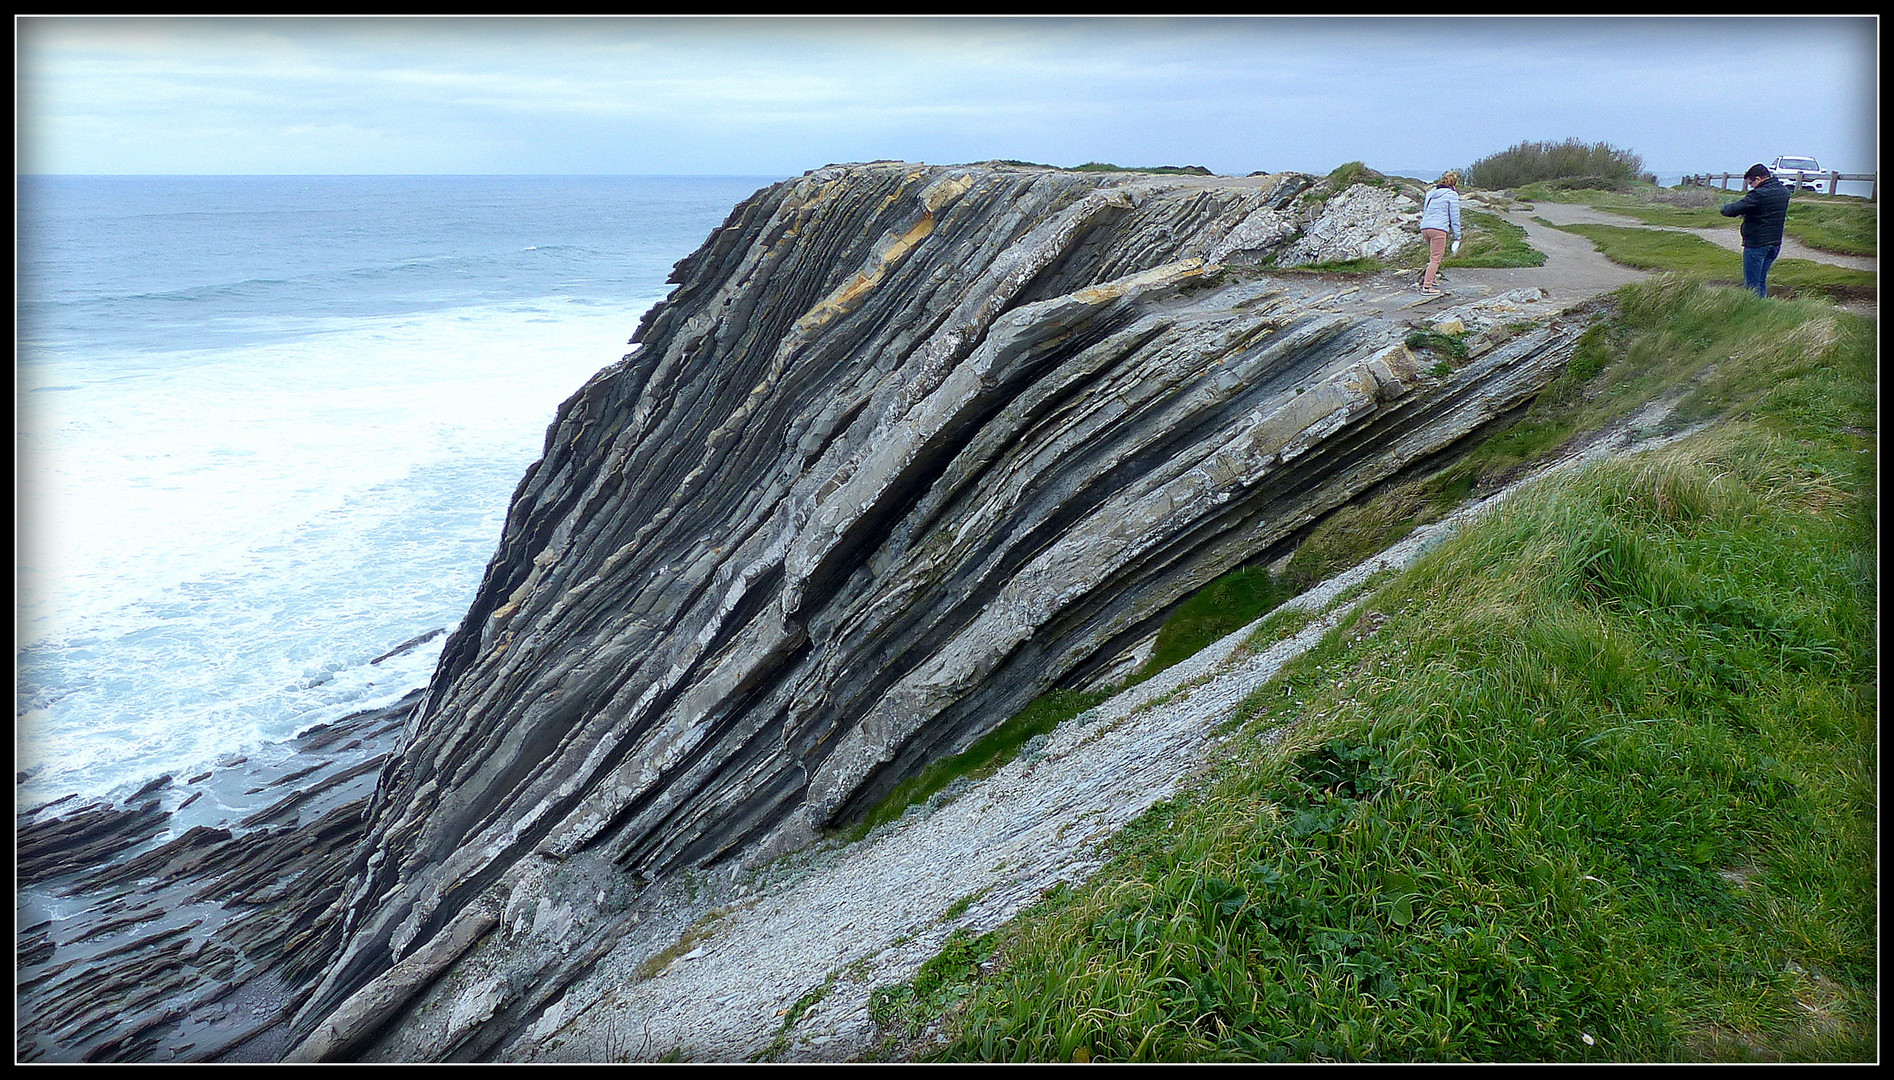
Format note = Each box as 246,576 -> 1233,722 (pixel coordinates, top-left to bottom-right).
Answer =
1130,566 -> 1294,685
1404,328 -> 1470,363
754,973 -> 840,1061
870,929 -> 1000,1039
942,886 -> 994,923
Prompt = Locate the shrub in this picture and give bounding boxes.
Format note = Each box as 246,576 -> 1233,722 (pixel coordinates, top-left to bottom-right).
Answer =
1322,161 -> 1398,192
1547,174 -> 1633,193
1467,139 -> 1647,191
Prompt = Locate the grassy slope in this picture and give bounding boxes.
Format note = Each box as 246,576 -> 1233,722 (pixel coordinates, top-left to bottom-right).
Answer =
871,278 -> 1876,1062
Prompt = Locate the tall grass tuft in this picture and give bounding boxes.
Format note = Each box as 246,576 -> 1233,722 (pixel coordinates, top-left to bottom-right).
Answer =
1467,139 -> 1651,191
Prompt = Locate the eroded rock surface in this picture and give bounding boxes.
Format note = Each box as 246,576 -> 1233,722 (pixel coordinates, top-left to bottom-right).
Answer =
287,162 -> 1588,1059
15,695 -> 415,1063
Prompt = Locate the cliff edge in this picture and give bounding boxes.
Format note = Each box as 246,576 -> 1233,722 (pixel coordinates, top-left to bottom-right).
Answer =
285,161 -> 1588,1059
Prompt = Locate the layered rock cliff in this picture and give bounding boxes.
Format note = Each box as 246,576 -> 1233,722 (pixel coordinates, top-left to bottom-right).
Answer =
288,162 -> 1587,1059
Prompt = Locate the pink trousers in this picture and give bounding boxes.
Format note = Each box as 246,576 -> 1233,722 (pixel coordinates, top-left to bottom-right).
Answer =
1422,228 -> 1449,287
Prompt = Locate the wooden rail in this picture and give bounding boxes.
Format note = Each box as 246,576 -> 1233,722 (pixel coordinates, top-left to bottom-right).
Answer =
1682,171 -> 1876,200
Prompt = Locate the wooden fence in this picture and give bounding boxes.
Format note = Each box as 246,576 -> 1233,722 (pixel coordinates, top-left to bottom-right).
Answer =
1682,171 -> 1876,199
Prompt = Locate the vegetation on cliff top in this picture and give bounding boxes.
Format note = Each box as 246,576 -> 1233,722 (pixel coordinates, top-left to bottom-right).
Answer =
874,277 -> 1877,1062
1467,138 -> 1653,192
989,159 -> 1214,175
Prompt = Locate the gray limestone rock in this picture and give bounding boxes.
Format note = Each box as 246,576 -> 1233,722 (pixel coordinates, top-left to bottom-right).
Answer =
286,162 -> 1585,1058
1276,183 -> 1422,267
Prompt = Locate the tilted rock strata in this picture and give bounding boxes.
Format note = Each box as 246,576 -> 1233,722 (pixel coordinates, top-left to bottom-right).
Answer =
293,163 -> 1584,1055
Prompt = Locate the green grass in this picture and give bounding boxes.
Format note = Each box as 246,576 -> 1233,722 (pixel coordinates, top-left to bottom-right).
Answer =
1242,604 -> 1321,655
1778,198 -> 1878,257
882,278 -> 1877,1062
1272,480 -> 1439,595
1129,567 -> 1296,685
1540,222 -> 1875,301
1584,200 -> 1875,259
1380,209 -> 1546,275
1442,210 -> 1547,269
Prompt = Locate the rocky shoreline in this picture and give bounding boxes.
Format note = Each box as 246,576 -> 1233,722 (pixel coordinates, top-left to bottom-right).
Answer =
16,688 -> 420,1063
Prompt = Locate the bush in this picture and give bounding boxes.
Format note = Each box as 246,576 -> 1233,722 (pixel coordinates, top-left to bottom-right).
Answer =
1467,139 -> 1647,191
1547,174 -> 1632,193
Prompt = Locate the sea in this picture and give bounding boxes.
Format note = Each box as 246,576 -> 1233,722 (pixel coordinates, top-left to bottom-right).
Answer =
15,173 -> 783,811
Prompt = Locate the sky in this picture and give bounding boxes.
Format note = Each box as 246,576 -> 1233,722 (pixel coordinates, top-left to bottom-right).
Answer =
13,15 -> 1880,181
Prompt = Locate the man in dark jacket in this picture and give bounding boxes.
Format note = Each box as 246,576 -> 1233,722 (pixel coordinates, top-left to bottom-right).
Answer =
1719,164 -> 1791,297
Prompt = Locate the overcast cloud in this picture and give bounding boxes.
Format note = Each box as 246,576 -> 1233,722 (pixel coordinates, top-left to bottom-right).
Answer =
14,15 -> 1880,180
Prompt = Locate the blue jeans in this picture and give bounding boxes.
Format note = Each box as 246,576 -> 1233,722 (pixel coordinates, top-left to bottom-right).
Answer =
1743,243 -> 1781,298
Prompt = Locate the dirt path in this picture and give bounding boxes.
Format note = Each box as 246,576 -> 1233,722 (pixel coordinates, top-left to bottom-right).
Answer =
1349,199 -> 1877,321
1455,206 -> 1653,311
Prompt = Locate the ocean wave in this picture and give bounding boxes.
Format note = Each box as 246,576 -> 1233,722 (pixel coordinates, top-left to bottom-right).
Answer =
17,174 -> 761,805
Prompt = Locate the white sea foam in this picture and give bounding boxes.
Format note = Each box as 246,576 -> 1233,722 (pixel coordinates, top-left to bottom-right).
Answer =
16,296 -> 658,804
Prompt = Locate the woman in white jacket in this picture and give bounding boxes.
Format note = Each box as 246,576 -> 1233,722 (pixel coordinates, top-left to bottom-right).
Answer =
1419,171 -> 1462,294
